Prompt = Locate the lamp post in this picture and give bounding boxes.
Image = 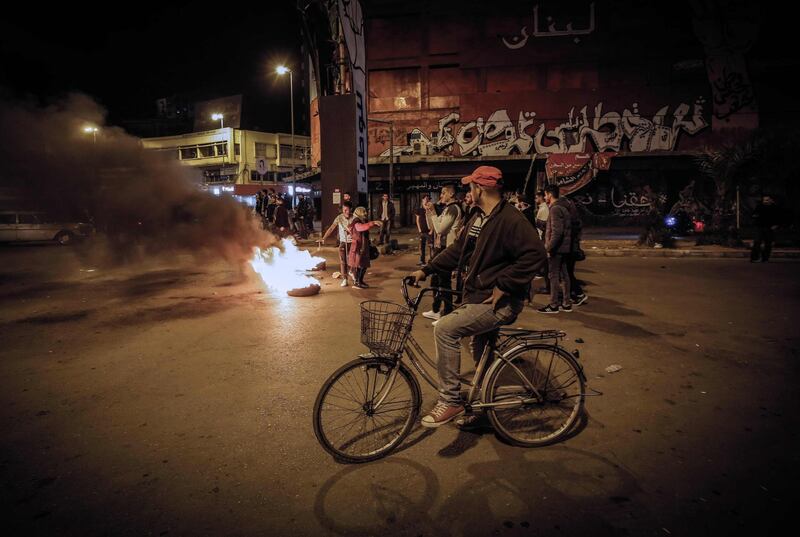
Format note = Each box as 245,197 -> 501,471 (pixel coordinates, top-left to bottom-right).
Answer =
82,126 -> 98,144
276,65 -> 294,205
211,113 -> 224,129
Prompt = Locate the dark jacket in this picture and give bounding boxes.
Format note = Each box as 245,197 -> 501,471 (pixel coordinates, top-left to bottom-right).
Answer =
274,205 -> 290,228
545,198 -> 572,255
562,197 -> 583,252
423,200 -> 547,304
379,200 -> 396,221
752,203 -> 781,229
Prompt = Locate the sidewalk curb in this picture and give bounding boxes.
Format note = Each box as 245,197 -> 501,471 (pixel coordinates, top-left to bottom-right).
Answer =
585,249 -> 800,259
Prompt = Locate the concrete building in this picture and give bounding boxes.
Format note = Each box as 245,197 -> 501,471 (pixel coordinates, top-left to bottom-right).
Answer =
142,128 -> 312,186
362,1 -> 790,227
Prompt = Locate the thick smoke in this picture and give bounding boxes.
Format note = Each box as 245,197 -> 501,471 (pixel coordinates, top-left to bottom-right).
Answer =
0,92 -> 277,264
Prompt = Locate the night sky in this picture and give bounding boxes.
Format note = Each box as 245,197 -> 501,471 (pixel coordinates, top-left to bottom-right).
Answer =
0,2 -> 304,131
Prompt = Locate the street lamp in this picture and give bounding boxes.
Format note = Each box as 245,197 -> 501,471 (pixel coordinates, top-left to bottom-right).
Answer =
211,113 -> 224,128
82,125 -> 98,144
276,65 -> 294,205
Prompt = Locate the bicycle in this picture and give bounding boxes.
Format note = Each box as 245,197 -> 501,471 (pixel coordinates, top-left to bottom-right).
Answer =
312,277 -> 587,463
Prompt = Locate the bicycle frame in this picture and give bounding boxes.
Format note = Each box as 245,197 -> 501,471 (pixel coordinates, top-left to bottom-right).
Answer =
368,278 -> 567,414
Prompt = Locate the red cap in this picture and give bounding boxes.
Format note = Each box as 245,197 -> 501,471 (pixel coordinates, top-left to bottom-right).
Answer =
461,165 -> 503,187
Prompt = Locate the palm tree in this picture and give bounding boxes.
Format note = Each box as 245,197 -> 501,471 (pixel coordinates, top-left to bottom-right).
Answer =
694,140 -> 756,245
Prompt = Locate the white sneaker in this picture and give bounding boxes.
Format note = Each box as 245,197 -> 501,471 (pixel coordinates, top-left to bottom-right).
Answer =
340,279 -> 348,287
422,310 -> 441,321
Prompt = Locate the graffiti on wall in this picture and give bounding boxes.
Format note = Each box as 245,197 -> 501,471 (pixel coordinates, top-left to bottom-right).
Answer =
377,99 -> 709,158
502,3 -> 596,48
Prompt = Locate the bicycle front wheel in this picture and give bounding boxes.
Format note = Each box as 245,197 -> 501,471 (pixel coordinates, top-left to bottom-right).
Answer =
485,344 -> 584,447
313,358 -> 421,463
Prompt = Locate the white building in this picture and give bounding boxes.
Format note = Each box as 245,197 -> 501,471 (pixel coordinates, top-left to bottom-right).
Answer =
142,128 -> 313,185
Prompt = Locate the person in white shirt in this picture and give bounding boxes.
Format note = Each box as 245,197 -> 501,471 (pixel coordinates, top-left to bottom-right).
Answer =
319,201 -> 355,287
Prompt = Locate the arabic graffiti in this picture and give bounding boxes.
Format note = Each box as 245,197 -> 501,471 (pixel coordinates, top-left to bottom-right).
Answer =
376,99 -> 708,158
502,3 -> 596,48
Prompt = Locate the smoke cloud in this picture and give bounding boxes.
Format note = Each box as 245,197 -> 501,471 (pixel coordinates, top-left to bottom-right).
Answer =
0,92 -> 277,264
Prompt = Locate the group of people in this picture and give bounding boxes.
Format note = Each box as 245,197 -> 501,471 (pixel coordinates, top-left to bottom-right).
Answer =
413,182 -> 588,321
254,189 -> 315,238
318,197 -> 383,289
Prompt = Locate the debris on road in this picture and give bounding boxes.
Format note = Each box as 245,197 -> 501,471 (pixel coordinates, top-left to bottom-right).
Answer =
605,364 -> 623,373
332,271 -> 341,279
575,337 -> 585,343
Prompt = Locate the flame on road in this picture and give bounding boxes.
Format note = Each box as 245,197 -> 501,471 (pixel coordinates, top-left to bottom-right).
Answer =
249,238 -> 326,294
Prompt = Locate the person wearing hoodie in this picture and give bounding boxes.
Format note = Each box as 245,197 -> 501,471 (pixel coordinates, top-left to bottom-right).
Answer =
538,184 -> 573,314
409,166 -> 546,428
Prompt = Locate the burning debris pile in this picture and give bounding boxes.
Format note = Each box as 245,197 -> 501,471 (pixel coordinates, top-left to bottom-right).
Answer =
249,238 -> 326,296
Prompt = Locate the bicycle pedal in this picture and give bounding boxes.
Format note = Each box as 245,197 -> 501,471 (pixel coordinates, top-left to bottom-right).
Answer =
454,414 -> 480,428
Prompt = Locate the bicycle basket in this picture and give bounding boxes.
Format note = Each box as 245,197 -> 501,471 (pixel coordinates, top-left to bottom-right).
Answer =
360,300 -> 414,355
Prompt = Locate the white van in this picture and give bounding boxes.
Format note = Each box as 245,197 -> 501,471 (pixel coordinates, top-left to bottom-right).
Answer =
0,211 -> 94,245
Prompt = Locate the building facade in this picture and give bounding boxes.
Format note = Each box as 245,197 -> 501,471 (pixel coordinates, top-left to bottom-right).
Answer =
363,0 -> 772,227
142,128 -> 312,185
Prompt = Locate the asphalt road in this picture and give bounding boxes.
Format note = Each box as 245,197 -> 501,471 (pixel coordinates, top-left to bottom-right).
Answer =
1,243 -> 798,536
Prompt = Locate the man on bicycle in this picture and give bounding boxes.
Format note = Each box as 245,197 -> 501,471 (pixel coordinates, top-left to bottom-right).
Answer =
410,165 -> 547,428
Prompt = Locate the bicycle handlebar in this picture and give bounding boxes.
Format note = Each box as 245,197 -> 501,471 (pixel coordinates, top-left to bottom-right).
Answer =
401,276 -> 461,311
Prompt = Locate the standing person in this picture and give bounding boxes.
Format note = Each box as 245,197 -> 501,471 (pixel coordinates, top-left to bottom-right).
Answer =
255,190 -> 265,216
304,197 -> 316,236
409,165 -> 546,427
320,201 -> 355,287
378,193 -> 395,245
538,185 -> 572,314
516,192 -> 537,228
563,196 -> 588,305
265,191 -> 277,225
273,196 -> 291,236
348,207 -> 383,289
750,195 -> 781,262
533,189 -> 550,295
416,195 -> 432,266
294,194 -> 309,238
422,185 -> 463,322
454,191 -> 475,304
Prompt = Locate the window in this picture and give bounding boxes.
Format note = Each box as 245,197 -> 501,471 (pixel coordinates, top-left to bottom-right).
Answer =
0,214 -> 16,224
234,143 -> 240,156
280,144 -> 292,158
255,143 -> 266,157
199,144 -> 215,158
265,144 -> 277,159
17,214 -> 40,224
180,147 -> 197,159
215,143 -> 227,156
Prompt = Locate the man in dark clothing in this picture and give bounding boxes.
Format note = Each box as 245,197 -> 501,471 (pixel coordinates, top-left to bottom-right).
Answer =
273,197 -> 291,236
563,196 -> 587,305
750,196 -> 780,262
410,165 -> 547,428
378,193 -> 396,245
416,195 -> 432,265
538,184 -> 573,314
265,192 -> 277,224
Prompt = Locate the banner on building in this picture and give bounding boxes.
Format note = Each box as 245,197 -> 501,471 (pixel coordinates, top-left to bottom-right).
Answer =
338,0 -> 368,194
545,152 -> 615,195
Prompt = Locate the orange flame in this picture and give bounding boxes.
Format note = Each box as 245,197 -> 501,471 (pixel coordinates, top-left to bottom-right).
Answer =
249,238 -> 326,294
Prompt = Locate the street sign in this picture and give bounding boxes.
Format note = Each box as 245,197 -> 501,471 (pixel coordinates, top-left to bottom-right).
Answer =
256,158 -> 268,175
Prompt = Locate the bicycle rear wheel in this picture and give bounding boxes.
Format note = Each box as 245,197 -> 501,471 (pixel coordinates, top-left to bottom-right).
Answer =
313,358 -> 421,463
485,344 -> 584,447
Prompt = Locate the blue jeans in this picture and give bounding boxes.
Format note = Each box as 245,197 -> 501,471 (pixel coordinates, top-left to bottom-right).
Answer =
433,298 -> 524,405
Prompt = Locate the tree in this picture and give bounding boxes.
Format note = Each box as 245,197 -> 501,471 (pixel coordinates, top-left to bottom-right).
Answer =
694,140 -> 756,246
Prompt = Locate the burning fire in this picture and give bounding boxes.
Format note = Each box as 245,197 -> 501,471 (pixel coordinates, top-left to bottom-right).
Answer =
249,238 -> 326,295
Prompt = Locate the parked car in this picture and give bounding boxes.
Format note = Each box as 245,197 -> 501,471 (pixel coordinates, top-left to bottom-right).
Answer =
0,211 -> 94,245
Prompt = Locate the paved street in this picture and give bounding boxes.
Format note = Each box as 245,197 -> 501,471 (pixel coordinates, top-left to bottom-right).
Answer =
1,243 -> 798,536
